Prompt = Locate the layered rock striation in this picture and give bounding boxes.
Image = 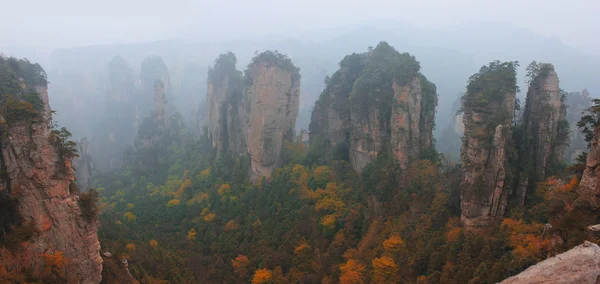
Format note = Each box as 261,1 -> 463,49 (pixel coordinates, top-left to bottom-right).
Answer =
0,57 -> 102,283
459,61 -> 518,229
309,42 -> 437,177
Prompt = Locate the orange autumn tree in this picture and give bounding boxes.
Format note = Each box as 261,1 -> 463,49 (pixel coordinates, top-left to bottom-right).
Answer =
372,256 -> 398,283
293,238 -> 314,273
383,235 -> 406,254
251,268 -> 272,284
231,254 -> 249,279
339,259 -> 366,284
501,218 -> 548,259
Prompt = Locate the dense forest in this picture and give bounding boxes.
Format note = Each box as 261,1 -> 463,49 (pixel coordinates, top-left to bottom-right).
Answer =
86,45 -> 600,283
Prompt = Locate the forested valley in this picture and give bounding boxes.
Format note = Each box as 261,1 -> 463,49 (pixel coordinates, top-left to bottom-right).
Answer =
92,44 -> 599,283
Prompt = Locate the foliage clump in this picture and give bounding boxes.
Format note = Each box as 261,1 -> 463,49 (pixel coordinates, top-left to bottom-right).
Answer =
78,189 -> 99,222
245,50 -> 300,83
461,60 -> 519,113
577,98 -> 600,147
0,57 -> 46,126
350,41 -> 421,119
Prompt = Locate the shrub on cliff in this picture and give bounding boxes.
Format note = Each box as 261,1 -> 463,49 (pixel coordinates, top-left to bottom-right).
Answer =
79,188 -> 99,222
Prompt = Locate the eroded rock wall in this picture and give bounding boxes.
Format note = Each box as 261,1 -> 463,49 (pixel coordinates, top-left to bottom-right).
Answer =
245,60 -> 300,179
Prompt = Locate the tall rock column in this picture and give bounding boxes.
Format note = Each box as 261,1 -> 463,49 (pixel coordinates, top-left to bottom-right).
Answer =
0,57 -> 102,283
205,52 -> 246,156
577,113 -> 600,209
153,80 -> 168,128
516,63 -> 568,206
245,52 -> 300,180
459,61 -> 518,229
309,43 -> 437,176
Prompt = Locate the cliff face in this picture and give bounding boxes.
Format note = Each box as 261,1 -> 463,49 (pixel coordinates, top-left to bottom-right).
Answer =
0,57 -> 102,283
245,59 -> 300,179
309,43 -> 437,175
516,64 -> 568,206
501,241 -> 600,284
459,61 -> 518,229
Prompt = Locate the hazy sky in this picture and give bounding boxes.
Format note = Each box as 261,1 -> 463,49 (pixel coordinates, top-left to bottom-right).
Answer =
2,0 -> 599,55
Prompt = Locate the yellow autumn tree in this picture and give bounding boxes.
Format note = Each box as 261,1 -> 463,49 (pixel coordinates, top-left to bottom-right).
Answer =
372,256 -> 398,283
187,229 -> 197,241
123,212 -> 137,222
167,199 -> 180,207
320,214 -> 336,230
187,192 -> 209,206
174,179 -> 192,199
201,208 -> 216,223
126,243 -> 136,252
218,184 -> 232,202
199,168 -> 211,179
149,239 -> 159,249
126,203 -> 134,209
339,259 -> 365,284
251,268 -> 272,284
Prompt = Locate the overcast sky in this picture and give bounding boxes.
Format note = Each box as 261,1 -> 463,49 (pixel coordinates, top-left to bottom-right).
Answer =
2,0 -> 599,55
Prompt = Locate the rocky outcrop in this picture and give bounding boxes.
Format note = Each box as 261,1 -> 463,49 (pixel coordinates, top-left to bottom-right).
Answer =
577,113 -> 600,209
74,137 -> 94,191
204,51 -> 300,180
516,63 -> 568,206
309,42 -> 437,175
460,61 -> 518,229
501,241 -> 600,284
0,57 -> 102,283
245,53 -> 300,179
205,52 -> 246,156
